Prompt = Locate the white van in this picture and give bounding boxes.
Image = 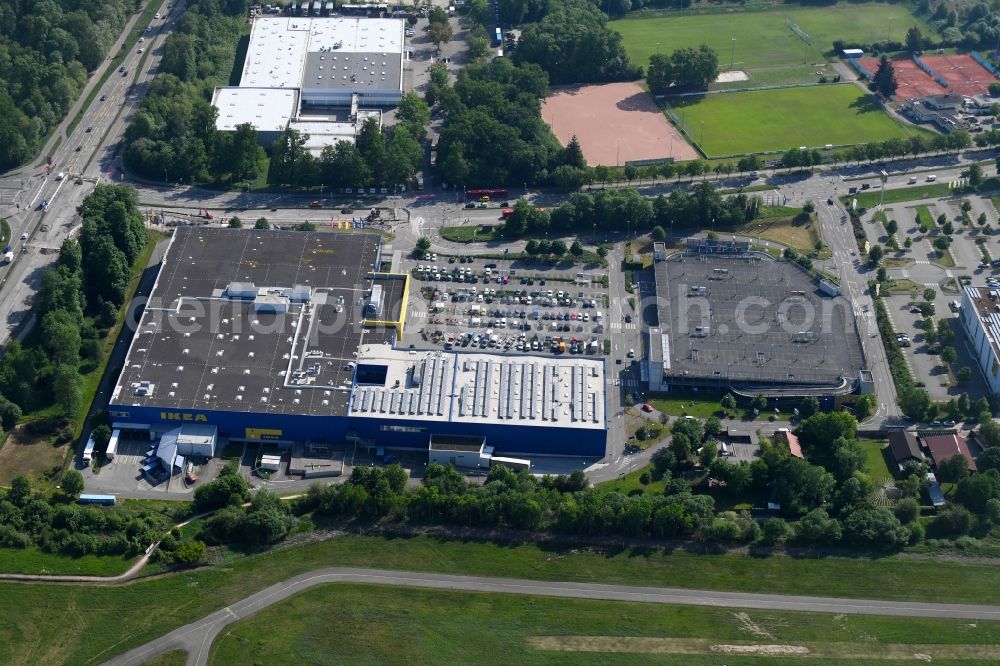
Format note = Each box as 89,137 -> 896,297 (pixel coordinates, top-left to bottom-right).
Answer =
926,174 -> 937,182
908,176 -> 917,184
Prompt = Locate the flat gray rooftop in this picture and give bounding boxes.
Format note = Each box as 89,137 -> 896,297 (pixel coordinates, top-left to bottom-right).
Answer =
658,253 -> 864,388
112,228 -> 393,417
302,50 -> 401,91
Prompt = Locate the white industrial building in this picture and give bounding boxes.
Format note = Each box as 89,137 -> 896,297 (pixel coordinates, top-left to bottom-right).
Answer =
959,286 -> 1000,396
211,16 -> 404,149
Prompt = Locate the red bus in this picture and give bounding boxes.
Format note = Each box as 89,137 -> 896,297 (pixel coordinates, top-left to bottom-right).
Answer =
465,187 -> 508,202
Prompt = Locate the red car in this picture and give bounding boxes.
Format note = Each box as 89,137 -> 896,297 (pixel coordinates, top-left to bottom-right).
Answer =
309,200 -> 321,208
641,403 -> 654,413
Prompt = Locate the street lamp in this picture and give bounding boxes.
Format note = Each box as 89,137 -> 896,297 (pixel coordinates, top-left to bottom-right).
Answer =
730,37 -> 736,71
164,169 -> 168,185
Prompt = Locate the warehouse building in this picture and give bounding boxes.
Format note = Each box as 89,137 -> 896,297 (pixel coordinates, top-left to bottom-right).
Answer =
959,286 -> 1000,397
648,238 -> 865,397
211,15 -> 404,148
108,228 -> 607,461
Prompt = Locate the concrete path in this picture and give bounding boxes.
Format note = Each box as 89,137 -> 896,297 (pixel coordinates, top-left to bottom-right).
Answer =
101,567 -> 1000,666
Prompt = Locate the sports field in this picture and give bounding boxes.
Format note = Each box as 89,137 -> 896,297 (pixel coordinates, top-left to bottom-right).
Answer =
670,85 -> 925,156
613,4 -> 937,88
208,584 -> 1000,665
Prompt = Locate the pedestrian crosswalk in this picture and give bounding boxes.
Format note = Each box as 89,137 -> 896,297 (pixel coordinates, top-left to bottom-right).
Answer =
612,377 -> 642,390
410,310 -> 426,318
610,322 -> 637,331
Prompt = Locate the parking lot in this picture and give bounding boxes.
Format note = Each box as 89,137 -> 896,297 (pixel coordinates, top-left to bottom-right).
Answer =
405,252 -> 610,356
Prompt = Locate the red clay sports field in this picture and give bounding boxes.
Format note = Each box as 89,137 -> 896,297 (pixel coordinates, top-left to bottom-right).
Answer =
858,54 -> 995,102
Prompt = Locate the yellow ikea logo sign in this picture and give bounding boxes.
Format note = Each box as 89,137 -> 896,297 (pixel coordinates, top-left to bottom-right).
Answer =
160,411 -> 208,422
246,427 -> 283,441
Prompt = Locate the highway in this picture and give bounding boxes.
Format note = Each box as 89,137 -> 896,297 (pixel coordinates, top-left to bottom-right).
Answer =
101,566 -> 1000,666
0,0 -> 181,346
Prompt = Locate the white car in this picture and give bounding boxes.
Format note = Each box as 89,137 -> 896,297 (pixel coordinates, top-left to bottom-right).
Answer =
627,349 -> 635,358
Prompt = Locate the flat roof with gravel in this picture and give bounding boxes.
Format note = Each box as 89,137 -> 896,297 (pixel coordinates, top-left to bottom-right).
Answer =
111,228 -> 392,417
655,252 -> 864,389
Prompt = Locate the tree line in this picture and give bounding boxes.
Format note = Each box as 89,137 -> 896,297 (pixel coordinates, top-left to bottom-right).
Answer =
501,182 -> 760,238
0,474 -> 168,559
0,0 -> 139,169
280,409 -> 1000,551
0,185 -> 145,429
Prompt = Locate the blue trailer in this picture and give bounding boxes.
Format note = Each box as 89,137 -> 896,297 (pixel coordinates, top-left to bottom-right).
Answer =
78,494 -> 116,506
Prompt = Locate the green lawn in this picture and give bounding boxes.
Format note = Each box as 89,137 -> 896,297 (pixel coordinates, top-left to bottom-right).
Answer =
208,584 -> 1000,665
439,225 -> 498,242
141,651 -> 187,666
11,533 -> 1000,664
860,438 -> 893,479
613,4 -> 937,88
914,204 -> 935,231
649,390 -> 726,418
0,548 -> 139,577
596,463 -> 665,496
852,183 -> 955,208
671,85 -> 924,156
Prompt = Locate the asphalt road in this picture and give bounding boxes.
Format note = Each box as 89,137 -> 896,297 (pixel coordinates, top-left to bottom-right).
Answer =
102,566 -> 1000,666
0,0 -> 180,348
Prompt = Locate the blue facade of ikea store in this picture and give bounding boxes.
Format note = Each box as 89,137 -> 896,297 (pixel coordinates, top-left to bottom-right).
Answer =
108,404 -> 608,458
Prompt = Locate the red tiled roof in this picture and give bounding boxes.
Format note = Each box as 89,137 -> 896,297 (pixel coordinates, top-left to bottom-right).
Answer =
923,433 -> 977,472
777,429 -> 804,459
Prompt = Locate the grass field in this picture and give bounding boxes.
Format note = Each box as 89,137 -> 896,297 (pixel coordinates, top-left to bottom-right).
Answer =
613,4 -> 937,88
735,211 -> 821,253
852,182 -> 955,208
860,438 -> 893,479
439,225 -> 499,242
11,533 -> 1000,664
208,584 -> 1000,665
671,85 -> 924,156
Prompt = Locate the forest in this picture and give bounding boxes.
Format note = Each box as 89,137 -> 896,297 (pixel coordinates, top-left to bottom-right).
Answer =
0,0 -> 141,169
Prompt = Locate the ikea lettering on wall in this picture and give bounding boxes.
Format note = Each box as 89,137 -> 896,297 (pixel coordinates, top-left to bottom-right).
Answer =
245,428 -> 283,441
160,412 -> 209,422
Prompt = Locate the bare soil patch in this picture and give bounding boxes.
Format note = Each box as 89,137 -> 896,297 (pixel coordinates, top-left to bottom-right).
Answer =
543,82 -> 697,166
0,422 -> 70,485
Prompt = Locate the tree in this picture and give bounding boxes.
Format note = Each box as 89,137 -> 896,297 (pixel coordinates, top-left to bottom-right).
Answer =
254,218 -> 269,229
941,346 -> 957,365
721,393 -> 737,411
429,21 -> 453,48
991,81 -> 1000,97
550,239 -> 567,256
877,266 -> 887,283
955,469 -> 1000,513
978,419 -> 1000,450
936,454 -> 970,484
52,365 -> 82,418
841,504 -> 910,549
855,394 -> 875,420
905,26 -> 923,53
751,394 -> 767,412
415,237 -> 431,255
933,236 -> 950,252
871,55 -> 898,99
885,219 -> 898,235
894,497 -> 920,524
228,217 -> 242,228
562,135 -> 586,169
173,539 -> 207,565
965,163 -> 984,189
868,244 -> 884,267
699,440 -> 718,468
61,469 -> 85,498
512,0 -> 639,84
651,225 -> 666,242
569,240 -> 583,256
799,396 -> 819,419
